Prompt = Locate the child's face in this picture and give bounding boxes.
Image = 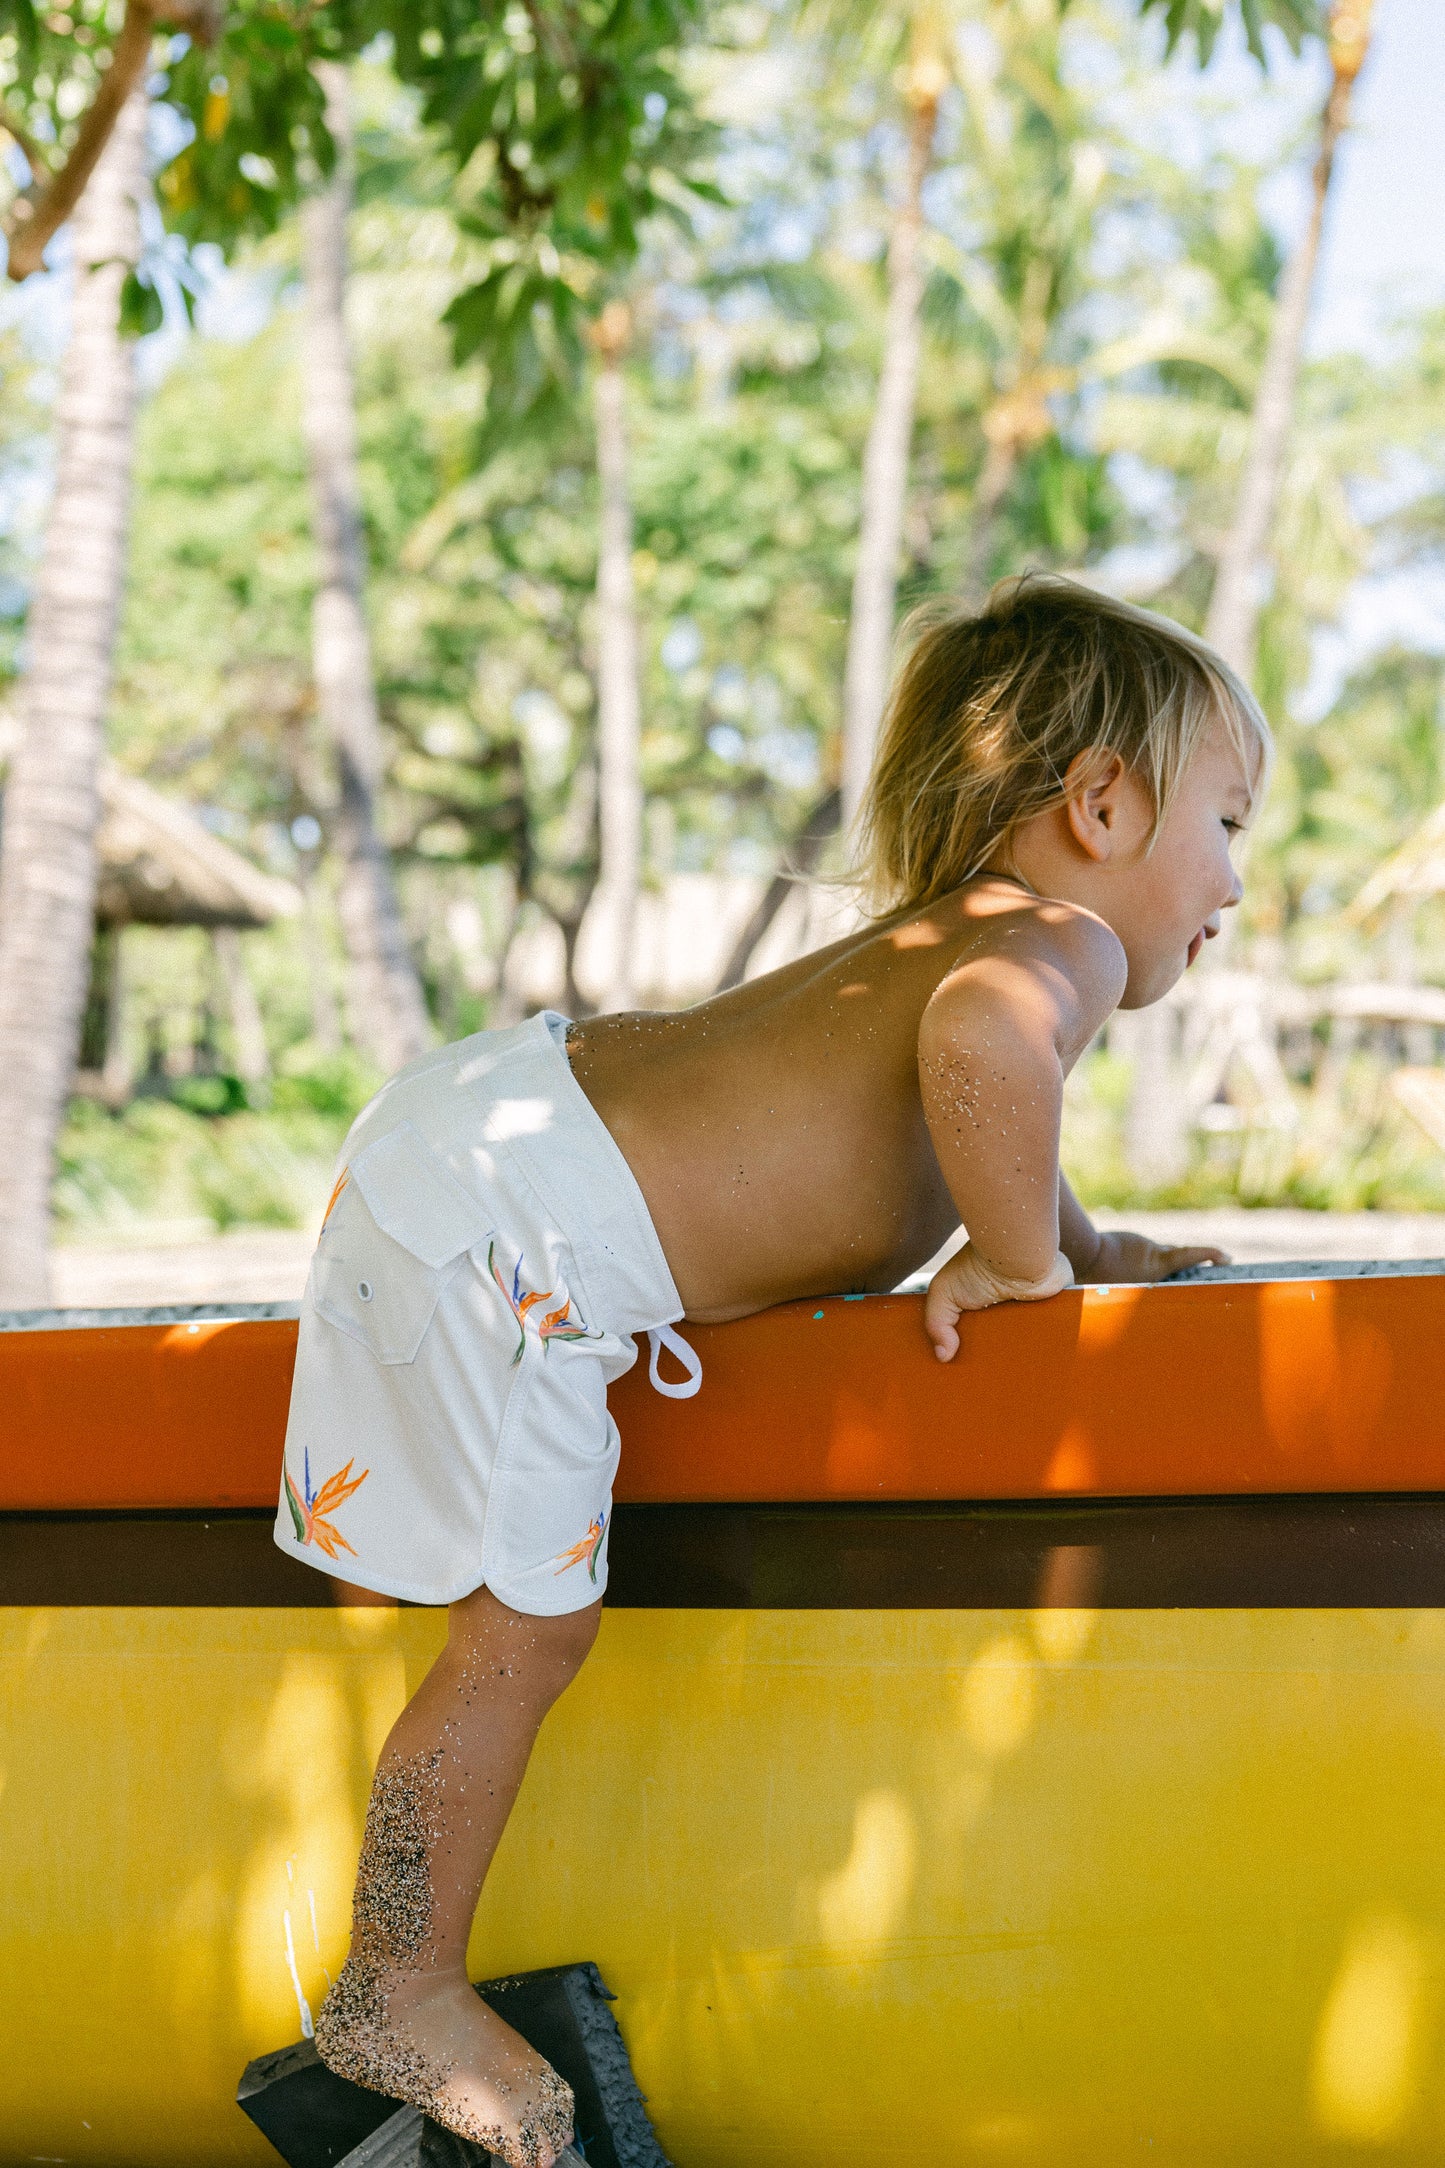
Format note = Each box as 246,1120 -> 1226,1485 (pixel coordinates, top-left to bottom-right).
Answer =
1106,715 -> 1255,1007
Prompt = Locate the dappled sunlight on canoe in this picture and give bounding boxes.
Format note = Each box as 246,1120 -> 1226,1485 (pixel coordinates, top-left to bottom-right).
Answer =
1311,1910 -> 1435,2144
5,1277 -> 1445,2159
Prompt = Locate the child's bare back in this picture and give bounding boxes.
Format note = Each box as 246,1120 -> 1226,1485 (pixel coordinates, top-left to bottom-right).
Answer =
569,878 -> 1107,1321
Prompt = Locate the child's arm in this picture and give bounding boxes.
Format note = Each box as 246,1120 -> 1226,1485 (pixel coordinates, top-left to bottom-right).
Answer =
1061,1171 -> 1228,1283
919,911 -> 1123,1360
1058,1170 -> 1102,1272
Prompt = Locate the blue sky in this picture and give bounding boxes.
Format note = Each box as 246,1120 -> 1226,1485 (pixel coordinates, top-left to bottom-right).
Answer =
1157,0 -> 1445,708
1299,0 -> 1445,702
1128,0 -> 1443,360
1307,0 -> 1445,355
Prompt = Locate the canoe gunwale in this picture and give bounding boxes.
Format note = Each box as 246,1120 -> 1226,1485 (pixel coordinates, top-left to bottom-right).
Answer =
3,1269 -> 1443,1515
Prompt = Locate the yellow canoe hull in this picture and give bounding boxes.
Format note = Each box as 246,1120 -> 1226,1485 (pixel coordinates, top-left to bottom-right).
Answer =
5,1601 -> 1445,2165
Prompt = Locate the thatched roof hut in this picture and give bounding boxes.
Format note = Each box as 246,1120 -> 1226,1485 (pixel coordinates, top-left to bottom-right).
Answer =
94,767 -> 301,930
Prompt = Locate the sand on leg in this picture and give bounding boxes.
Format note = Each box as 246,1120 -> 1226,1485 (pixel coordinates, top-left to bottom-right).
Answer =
315,1584 -> 601,2167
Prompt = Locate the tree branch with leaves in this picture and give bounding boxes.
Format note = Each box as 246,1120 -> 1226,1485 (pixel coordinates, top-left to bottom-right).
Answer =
3,0 -> 221,281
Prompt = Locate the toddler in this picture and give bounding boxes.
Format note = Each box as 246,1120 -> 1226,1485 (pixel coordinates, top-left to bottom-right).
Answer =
277,574 -> 1268,2161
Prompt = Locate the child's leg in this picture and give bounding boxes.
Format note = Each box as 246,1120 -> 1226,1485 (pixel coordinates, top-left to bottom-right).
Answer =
316,1584 -> 601,2168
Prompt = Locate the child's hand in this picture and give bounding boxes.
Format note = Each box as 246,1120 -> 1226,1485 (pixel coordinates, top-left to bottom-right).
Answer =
925,1242 -> 1074,1361
1076,1230 -> 1228,1284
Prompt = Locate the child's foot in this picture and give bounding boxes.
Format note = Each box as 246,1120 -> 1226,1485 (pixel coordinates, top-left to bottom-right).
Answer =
315,1962 -> 575,2168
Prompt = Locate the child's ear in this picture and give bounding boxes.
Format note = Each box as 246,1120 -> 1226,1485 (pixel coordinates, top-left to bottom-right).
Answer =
1063,750 -> 1127,864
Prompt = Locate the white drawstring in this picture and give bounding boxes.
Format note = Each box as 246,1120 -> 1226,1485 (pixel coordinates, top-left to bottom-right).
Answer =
646,1321 -> 703,1399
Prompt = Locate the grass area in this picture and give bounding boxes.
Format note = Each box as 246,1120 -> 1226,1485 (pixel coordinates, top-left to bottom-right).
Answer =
53,1048 -> 381,1238
1064,1049 -> 1445,1215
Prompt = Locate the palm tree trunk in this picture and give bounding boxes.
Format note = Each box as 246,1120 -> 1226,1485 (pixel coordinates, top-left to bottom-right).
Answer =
298,861 -> 344,1054
959,270 -> 1057,601
839,69 -> 942,834
712,787 -> 841,992
299,60 -> 429,1075
100,927 -> 133,1104
213,926 -> 269,1087
0,88 -> 146,1307
959,427 -> 1019,602
1203,1 -> 1372,679
589,301 -> 643,1014
1114,1002 -> 1188,1188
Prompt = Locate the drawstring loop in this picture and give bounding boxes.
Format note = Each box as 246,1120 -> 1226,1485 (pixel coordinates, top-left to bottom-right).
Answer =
646,1322 -> 703,1400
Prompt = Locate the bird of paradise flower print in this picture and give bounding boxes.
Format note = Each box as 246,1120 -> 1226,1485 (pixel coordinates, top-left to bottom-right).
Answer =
553,1511 -> 608,1582
284,1444 -> 369,1560
319,1168 -> 349,1235
488,1240 -> 597,1365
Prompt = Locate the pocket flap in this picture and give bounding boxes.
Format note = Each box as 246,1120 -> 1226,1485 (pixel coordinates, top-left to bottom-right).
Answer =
349,1123 -> 492,1268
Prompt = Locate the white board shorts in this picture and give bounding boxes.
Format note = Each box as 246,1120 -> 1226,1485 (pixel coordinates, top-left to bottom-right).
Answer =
273,1011 -> 699,1612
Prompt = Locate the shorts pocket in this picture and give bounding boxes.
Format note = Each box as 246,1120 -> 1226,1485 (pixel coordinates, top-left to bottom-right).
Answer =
311,1122 -> 494,1364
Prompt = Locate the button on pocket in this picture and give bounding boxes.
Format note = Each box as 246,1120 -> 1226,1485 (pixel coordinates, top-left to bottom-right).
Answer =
310,1123 -> 494,1365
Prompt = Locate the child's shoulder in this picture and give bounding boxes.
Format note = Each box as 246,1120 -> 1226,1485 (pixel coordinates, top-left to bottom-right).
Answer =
914,878 -> 1127,1031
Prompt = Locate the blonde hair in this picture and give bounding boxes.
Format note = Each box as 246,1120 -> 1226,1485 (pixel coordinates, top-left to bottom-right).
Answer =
858,573 -> 1271,915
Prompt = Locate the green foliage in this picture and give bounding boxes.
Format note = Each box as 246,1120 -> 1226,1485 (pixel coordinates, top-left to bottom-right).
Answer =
0,2 -> 350,268
1133,311 -> 1445,961
170,1069 -> 249,1114
271,1043 -> 382,1118
114,313 -> 315,823
112,87 -> 853,904
51,967 -> 378,1237
157,8 -> 340,246
118,263 -> 167,336
0,0 -> 144,159
53,1092 -> 349,1233
63,11 -> 1445,1230
1136,0 -> 1322,64
1275,651 -> 1445,943
111,9 -> 1441,932
1065,1050 -> 1445,1215
993,439 -> 1116,573
399,0 -> 721,445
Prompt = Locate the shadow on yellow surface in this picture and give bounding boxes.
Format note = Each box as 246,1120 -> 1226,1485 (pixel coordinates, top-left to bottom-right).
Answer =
4,1605 -> 1445,2164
